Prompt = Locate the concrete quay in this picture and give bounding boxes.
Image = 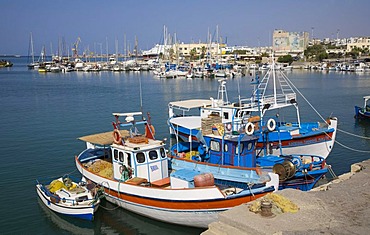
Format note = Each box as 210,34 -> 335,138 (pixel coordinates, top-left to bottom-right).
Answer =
202,159 -> 370,235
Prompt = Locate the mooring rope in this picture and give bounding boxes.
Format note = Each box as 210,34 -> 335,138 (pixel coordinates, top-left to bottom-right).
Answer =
337,128 -> 370,140
283,72 -> 370,153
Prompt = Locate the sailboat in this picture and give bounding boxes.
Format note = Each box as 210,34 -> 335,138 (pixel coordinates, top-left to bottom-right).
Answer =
27,32 -> 39,69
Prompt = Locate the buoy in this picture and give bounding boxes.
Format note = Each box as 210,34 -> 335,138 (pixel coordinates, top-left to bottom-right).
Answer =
245,122 -> 254,135
267,118 -> 276,131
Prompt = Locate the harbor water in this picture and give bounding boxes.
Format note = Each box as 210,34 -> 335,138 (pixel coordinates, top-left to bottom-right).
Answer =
0,57 -> 369,234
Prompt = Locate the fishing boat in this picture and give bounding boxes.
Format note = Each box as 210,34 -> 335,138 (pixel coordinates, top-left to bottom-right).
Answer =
36,176 -> 100,221
75,112 -> 278,228
169,117 -> 329,191
354,96 -> 370,119
168,60 -> 338,159
0,60 -> 13,68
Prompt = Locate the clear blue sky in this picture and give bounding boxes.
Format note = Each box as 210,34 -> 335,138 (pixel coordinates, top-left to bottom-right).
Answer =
1,0 -> 369,55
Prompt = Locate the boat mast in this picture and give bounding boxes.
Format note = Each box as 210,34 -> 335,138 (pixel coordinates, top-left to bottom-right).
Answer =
272,54 -> 277,106
29,32 -> 35,64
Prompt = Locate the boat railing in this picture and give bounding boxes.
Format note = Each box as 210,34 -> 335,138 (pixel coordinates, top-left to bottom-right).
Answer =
240,93 -> 297,109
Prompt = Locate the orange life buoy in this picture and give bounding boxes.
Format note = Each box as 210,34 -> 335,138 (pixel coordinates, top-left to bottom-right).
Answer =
113,129 -> 122,144
145,124 -> 156,139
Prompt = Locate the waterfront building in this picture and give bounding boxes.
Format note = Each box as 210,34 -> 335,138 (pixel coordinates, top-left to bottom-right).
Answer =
346,37 -> 370,52
272,29 -> 309,57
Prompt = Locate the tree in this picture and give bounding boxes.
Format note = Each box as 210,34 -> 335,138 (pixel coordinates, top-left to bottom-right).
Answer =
304,44 -> 328,62
189,48 -> 197,61
201,46 -> 206,58
277,55 -> 293,64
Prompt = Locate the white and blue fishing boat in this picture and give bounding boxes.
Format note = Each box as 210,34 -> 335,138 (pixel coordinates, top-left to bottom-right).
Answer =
36,176 -> 100,221
170,122 -> 329,191
355,95 -> 370,119
74,112 -> 278,228
170,77 -> 329,192
168,59 -> 337,159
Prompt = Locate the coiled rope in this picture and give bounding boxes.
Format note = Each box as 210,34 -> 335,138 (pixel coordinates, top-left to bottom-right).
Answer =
98,181 -> 121,211
283,72 -> 370,153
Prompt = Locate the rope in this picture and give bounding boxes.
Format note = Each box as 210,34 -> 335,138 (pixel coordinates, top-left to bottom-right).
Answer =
284,72 -> 370,153
337,128 -> 370,140
99,204 -> 120,211
283,72 -> 328,123
247,182 -> 255,197
327,165 -> 338,179
333,139 -> 370,153
99,181 -> 121,211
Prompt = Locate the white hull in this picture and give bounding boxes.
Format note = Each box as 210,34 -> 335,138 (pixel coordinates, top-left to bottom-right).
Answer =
104,195 -> 219,228
36,184 -> 98,220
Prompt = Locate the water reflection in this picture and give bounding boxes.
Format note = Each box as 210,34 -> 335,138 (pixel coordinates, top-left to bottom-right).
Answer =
38,199 -> 204,235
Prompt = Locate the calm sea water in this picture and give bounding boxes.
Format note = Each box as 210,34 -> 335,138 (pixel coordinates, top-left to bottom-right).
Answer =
0,57 -> 369,235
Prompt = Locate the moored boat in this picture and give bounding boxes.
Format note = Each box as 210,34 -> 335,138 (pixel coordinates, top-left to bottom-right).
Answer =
36,176 -> 100,221
168,61 -> 338,159
0,60 -> 13,68
75,112 -> 278,228
169,118 -> 329,191
355,95 -> 370,119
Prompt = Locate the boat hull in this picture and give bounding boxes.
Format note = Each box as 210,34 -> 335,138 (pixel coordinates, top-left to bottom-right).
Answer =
75,156 -> 273,228
355,106 -> 370,119
170,117 -> 337,159
36,184 -> 97,221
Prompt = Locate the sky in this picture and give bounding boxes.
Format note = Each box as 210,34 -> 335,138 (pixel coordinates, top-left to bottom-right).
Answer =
1,0 -> 370,55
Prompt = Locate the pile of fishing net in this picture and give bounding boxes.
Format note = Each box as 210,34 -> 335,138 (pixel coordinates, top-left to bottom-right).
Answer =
87,160 -> 113,178
178,151 -> 200,160
249,193 -> 299,215
48,180 -> 68,193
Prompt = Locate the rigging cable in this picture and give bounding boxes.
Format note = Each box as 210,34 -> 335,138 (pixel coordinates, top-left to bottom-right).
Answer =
282,72 -> 370,153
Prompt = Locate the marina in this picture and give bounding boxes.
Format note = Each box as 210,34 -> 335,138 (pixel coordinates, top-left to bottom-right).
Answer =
0,57 -> 369,234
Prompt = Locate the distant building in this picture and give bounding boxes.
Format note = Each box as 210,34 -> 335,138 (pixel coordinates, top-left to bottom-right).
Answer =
272,29 -> 309,57
174,42 -> 222,58
346,37 -> 370,52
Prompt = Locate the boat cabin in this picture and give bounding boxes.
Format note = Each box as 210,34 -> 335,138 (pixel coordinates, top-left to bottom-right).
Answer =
111,137 -> 168,182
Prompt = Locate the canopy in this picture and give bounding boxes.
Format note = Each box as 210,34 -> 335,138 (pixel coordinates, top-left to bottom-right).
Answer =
78,130 -> 129,145
169,99 -> 213,110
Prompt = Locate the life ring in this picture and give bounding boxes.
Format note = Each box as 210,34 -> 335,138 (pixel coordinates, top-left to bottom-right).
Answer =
267,118 -> 276,132
326,118 -> 331,126
225,123 -> 232,132
245,122 -> 254,135
145,124 -> 156,138
113,129 -> 122,145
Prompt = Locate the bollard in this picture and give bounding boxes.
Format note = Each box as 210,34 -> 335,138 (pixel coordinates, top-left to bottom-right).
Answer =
261,200 -> 273,217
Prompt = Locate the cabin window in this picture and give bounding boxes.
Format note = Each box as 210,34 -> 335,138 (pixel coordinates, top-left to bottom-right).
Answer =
247,142 -> 253,151
236,143 -> 244,154
210,140 -> 220,152
127,153 -> 132,167
223,112 -> 229,120
224,144 -> 228,152
113,149 -> 118,161
149,150 -> 158,160
119,152 -> 124,162
160,148 -> 166,158
136,152 -> 146,163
